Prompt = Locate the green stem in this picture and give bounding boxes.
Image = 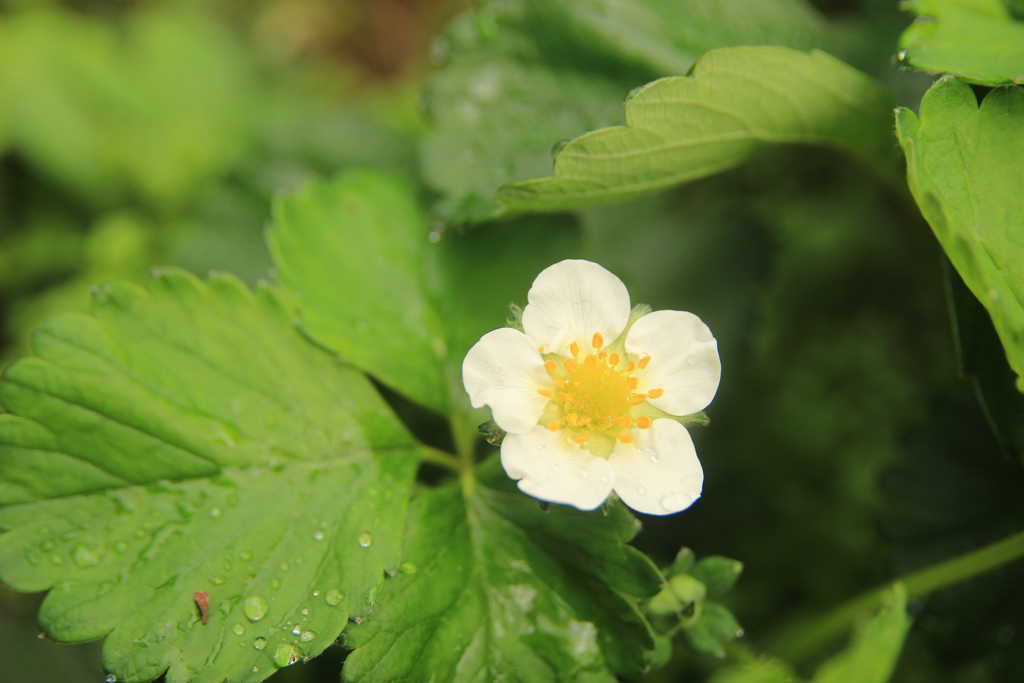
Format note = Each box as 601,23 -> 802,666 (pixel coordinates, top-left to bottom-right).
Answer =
417,446 -> 462,473
771,529 -> 1024,663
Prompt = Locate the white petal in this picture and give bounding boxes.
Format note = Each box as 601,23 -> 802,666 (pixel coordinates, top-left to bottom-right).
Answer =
521,260 -> 630,356
501,427 -> 615,511
609,419 -> 703,515
625,310 -> 721,416
462,328 -> 550,434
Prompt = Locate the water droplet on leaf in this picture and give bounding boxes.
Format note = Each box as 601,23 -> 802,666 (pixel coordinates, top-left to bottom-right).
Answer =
273,643 -> 299,668
325,589 -> 344,606
253,637 -> 267,650
358,532 -> 373,548
244,595 -> 269,622
300,630 -> 316,642
399,562 -> 417,574
232,624 -> 245,636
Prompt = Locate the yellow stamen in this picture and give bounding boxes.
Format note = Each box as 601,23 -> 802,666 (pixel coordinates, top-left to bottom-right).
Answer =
638,355 -> 651,369
648,388 -> 664,398
547,420 -> 560,431
560,392 -> 573,403
625,361 -> 635,372
618,434 -> 634,443
617,415 -> 632,428
564,358 -> 577,373
579,416 -> 592,425
566,412 -> 579,426
630,395 -> 647,404
544,360 -> 557,374
627,377 -> 638,389
575,434 -> 589,444
592,332 -> 603,349
538,346 -> 545,353
570,341 -> 580,358
599,351 -> 607,359
584,354 -> 596,367
554,379 -> 566,388
637,416 -> 652,429
537,389 -> 552,397
609,352 -> 620,366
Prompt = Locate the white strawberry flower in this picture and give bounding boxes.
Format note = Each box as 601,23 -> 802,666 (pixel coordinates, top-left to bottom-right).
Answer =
462,259 -> 720,515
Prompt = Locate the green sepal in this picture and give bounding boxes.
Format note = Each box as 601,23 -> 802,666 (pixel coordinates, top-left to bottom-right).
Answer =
691,556 -> 744,598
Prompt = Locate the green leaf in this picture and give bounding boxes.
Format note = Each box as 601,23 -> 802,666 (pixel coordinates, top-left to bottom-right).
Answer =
268,168 -> 584,429
896,77 -> 1024,390
342,460 -> 662,681
268,171 -> 450,414
495,47 -> 898,214
424,0 -> 824,222
810,584 -> 910,683
898,0 -> 1024,85
0,269 -> 421,683
0,8 -> 261,210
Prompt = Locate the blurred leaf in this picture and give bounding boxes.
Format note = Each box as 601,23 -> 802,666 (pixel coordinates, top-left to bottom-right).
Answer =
0,8 -> 260,211
343,459 -> 662,681
945,259 -> 1024,461
268,171 -> 450,414
897,78 -> 1024,390
878,396 -> 1024,679
810,585 -> 910,683
898,0 -> 1024,85
709,659 -> 796,683
496,47 -> 898,214
0,269 -> 421,683
423,0 -> 824,222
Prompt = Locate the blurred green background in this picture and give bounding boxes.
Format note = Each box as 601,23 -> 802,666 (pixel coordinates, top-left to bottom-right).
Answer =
1,1 -> 1021,682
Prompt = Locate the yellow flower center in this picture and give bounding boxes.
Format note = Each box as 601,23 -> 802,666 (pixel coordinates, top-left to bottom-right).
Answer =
538,333 -> 662,457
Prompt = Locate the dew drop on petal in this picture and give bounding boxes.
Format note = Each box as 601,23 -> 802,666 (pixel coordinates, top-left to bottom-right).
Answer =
637,485 -> 646,495
579,470 -> 588,479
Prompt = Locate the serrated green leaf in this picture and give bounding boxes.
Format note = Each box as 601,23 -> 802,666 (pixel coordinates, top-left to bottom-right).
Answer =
268,171 -> 450,414
0,269 -> 421,683
691,556 -> 744,598
898,0 -> 1024,85
495,47 -> 898,214
267,168 -> 584,429
342,460 -> 662,681
896,77 -> 1024,390
810,584 -> 910,683
424,0 -> 824,222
